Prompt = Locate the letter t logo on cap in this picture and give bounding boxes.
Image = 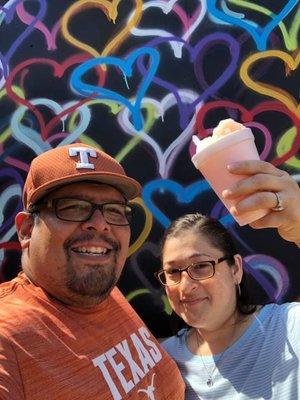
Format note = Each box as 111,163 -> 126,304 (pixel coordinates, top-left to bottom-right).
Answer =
69,147 -> 97,170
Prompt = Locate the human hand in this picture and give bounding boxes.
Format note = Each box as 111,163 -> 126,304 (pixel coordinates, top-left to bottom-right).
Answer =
222,160 -> 300,246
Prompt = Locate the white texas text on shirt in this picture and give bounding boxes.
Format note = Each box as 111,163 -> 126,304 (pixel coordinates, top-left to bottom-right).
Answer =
92,327 -> 162,399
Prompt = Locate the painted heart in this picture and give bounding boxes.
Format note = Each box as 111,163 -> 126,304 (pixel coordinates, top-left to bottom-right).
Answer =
240,50 -> 300,115
207,0 -> 299,51
195,100 -> 300,166
127,197 -> 153,257
0,167 -> 23,237
138,32 -> 240,129
131,0 -> 206,58
71,47 -> 160,131
227,0 -> 300,52
118,90 -> 202,178
61,0 -> 142,58
142,178 -> 234,228
5,53 -> 104,140
244,254 -> 289,302
0,141 -> 30,174
16,2 -> 61,50
0,84 -> 25,146
276,127 -> 300,169
0,0 -> 46,86
0,168 -> 23,268
128,240 -> 164,295
115,100 -> 158,163
10,98 -> 92,155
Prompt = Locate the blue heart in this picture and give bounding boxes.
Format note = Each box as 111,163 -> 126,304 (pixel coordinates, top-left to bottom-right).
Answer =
207,0 -> 298,51
70,47 -> 160,131
142,179 -> 234,228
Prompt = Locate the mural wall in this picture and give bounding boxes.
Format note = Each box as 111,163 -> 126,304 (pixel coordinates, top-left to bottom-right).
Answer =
1,0 -> 299,337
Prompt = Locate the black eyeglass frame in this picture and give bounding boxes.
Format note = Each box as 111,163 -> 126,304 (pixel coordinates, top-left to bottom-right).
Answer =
155,255 -> 234,286
29,197 -> 133,226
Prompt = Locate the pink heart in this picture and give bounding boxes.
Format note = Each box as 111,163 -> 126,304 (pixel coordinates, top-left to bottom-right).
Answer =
16,3 -> 61,50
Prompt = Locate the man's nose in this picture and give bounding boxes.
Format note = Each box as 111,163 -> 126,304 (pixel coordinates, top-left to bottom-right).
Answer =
81,208 -> 110,231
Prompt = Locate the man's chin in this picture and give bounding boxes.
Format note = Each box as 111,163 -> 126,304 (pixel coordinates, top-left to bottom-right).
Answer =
67,265 -> 119,300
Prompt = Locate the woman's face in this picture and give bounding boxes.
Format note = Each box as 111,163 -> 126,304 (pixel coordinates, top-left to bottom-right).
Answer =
162,230 -> 243,332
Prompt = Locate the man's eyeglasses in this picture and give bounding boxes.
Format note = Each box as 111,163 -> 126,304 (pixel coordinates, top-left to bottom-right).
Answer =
29,197 -> 132,226
155,256 -> 233,286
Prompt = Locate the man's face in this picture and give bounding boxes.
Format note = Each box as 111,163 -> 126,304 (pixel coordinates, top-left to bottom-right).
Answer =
17,182 -> 131,307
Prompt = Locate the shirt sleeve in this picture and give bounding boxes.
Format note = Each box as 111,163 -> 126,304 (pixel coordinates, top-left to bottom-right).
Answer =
0,334 -> 25,400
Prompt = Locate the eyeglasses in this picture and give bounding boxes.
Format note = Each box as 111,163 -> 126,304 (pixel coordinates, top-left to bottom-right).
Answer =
29,197 -> 132,226
155,256 -> 233,286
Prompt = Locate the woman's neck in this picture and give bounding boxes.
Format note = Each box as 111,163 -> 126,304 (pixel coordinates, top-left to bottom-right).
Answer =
188,311 -> 256,356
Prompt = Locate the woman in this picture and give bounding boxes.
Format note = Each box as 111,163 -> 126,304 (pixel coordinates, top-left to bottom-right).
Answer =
156,160 -> 300,399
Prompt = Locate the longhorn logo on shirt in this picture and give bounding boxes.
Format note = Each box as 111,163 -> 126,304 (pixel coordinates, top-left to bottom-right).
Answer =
137,373 -> 156,399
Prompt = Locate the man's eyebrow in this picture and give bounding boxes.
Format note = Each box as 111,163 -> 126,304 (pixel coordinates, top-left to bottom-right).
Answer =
48,196 -> 126,203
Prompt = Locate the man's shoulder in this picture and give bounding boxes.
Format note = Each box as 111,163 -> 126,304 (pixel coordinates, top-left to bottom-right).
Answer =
0,274 -> 39,328
0,274 -> 24,303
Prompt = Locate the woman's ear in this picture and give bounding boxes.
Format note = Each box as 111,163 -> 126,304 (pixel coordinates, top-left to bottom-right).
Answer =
15,212 -> 35,249
231,254 -> 243,284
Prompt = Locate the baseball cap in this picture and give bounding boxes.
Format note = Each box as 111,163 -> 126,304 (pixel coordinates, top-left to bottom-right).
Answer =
23,143 -> 141,209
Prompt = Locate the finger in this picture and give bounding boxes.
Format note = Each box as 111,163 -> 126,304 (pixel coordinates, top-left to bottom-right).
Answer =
222,173 -> 287,199
229,191 -> 284,215
249,213 -> 283,229
227,160 -> 285,177
250,216 -> 300,244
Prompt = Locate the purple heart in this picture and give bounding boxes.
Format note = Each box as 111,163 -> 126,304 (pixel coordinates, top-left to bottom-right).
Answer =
137,32 -> 240,129
0,0 -> 46,80
0,167 -> 23,235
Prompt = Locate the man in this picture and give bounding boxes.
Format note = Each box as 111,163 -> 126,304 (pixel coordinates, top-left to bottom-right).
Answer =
0,144 -> 185,399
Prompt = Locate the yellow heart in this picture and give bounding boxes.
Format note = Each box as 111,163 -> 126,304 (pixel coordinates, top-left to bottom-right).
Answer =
276,127 -> 300,168
240,50 -> 300,115
0,86 -> 25,144
128,197 -> 153,257
62,0 -> 142,58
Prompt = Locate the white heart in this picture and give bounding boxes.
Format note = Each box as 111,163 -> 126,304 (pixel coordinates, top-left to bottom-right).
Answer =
118,89 -> 202,178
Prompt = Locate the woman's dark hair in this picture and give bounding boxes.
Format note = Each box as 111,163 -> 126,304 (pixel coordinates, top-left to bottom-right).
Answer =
160,213 -> 257,334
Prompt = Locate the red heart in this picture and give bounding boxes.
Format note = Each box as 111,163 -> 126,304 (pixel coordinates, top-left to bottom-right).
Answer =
195,100 -> 300,166
5,54 -> 106,140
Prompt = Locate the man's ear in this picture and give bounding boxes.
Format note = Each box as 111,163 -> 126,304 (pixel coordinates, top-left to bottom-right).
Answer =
231,254 -> 243,284
15,212 -> 35,249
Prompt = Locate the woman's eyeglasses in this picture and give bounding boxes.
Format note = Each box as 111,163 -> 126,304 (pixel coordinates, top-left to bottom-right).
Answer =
155,256 -> 233,286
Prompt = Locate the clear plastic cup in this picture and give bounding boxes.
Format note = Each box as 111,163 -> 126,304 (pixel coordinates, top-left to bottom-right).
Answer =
191,127 -> 269,226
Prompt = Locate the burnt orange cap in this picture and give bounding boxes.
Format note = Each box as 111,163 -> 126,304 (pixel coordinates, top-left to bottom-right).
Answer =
23,143 -> 141,209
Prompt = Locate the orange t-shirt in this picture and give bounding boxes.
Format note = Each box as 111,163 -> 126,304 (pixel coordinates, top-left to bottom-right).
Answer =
0,273 -> 185,399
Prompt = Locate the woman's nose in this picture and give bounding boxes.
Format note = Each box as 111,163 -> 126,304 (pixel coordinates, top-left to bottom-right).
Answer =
179,270 -> 199,291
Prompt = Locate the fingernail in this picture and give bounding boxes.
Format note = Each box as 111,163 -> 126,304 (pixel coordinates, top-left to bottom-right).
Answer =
222,189 -> 232,198
227,163 -> 237,171
230,207 -> 238,216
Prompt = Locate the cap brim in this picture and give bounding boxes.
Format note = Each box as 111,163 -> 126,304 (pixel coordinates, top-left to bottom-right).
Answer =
29,172 -> 141,206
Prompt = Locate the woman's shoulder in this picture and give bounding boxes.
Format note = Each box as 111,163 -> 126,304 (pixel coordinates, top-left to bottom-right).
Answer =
260,302 -> 300,328
161,328 -> 188,355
